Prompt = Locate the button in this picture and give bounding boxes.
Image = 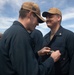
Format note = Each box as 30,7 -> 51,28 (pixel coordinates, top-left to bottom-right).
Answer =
59,33 -> 62,35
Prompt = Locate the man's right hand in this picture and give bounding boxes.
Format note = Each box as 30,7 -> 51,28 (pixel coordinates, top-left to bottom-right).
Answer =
50,50 -> 61,62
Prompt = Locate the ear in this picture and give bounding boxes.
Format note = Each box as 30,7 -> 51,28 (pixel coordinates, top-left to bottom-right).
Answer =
58,16 -> 61,21
27,11 -> 33,18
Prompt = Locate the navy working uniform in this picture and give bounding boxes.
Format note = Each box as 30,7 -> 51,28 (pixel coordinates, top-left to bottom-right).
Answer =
42,26 -> 74,75
30,29 -> 43,60
0,21 -> 54,75
30,29 -> 43,53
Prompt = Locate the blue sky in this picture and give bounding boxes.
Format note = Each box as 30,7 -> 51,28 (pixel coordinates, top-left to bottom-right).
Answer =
0,0 -> 74,36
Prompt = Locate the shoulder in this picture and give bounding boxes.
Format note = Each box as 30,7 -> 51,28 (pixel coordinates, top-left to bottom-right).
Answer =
31,29 -> 43,38
32,29 -> 43,35
61,26 -> 74,39
3,24 -> 29,41
62,27 -> 74,35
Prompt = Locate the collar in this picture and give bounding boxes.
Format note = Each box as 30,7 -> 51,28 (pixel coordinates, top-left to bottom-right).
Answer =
13,21 -> 31,35
49,26 -> 63,37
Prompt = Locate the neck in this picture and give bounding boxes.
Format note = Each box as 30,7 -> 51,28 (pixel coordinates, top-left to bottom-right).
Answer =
18,18 -> 30,30
51,24 -> 60,35
18,18 -> 26,27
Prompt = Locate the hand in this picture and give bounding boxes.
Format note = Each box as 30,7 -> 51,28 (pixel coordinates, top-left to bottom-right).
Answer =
37,47 -> 51,56
50,50 -> 61,62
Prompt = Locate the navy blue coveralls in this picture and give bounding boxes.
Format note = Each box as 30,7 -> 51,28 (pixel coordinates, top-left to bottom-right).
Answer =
0,21 -> 54,75
42,26 -> 74,75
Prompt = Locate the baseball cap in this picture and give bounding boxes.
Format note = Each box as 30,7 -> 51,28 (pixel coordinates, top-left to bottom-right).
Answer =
21,2 -> 45,23
42,8 -> 62,17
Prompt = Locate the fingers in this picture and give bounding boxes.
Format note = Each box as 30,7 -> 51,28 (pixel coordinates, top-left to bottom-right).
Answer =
44,47 -> 51,50
42,47 -> 51,54
38,47 -> 51,56
50,50 -> 61,62
55,50 -> 61,56
38,47 -> 61,62
47,50 -> 54,55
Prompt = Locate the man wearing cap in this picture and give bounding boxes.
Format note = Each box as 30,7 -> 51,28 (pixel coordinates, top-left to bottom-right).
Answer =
42,8 -> 74,75
0,2 -> 61,75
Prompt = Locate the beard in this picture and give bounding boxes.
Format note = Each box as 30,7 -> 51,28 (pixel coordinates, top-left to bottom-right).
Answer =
46,20 -> 58,29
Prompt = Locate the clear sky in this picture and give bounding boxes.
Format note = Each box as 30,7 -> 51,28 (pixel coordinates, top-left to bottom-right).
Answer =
0,0 -> 74,36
